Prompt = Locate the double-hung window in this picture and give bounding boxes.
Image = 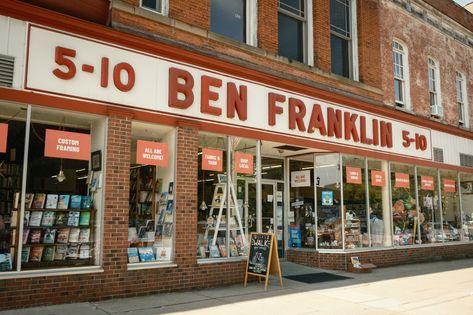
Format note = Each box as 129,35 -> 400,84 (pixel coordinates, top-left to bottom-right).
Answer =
140,0 -> 168,15
278,0 -> 310,64
428,58 -> 442,116
330,0 -> 357,79
211,0 -> 246,42
392,41 -> 408,107
456,71 -> 468,127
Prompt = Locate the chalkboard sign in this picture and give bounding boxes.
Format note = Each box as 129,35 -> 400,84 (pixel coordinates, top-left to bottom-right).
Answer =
247,233 -> 272,275
244,232 -> 283,290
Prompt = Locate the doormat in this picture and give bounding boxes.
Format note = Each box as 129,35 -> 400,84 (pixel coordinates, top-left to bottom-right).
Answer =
283,272 -> 352,284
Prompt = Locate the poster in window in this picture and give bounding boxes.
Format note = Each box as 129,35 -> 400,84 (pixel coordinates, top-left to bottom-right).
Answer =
443,179 -> 456,193
421,176 -> 434,190
395,172 -> 410,188
136,140 -> 168,167
291,170 -> 311,187
44,129 -> 91,160
0,123 -> 7,153
202,148 -> 223,171
234,152 -> 254,174
371,170 -> 386,187
346,167 -> 362,184
321,191 -> 333,206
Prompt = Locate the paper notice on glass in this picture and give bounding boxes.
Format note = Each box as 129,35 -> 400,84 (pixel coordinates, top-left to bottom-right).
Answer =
276,191 -> 283,202
288,211 -> 295,222
267,194 -> 274,202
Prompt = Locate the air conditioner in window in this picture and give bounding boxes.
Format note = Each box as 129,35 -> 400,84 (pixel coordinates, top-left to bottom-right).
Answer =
430,105 -> 443,117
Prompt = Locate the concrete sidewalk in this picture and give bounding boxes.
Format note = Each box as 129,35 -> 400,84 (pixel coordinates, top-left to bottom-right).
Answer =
2,258 -> 473,315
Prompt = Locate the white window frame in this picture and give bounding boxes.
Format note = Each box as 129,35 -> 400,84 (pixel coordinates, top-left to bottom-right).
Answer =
246,0 -> 258,47
428,57 -> 442,115
278,0 -> 314,66
140,0 -> 169,16
392,40 -> 411,109
456,71 -> 469,128
329,0 -> 358,81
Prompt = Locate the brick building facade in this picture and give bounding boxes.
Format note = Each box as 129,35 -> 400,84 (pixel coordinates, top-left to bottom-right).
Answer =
0,0 -> 473,310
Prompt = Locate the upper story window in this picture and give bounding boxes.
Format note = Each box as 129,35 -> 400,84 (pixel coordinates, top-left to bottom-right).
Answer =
456,71 -> 468,127
141,0 -> 168,15
211,0 -> 246,42
392,41 -> 410,108
428,58 -> 442,117
278,0 -> 313,64
330,0 -> 357,80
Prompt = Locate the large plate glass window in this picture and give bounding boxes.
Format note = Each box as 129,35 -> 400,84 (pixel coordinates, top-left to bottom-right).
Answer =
460,173 -> 473,241
0,104 -> 27,272
417,167 -> 442,243
21,106 -> 104,271
315,153 -> 342,249
439,169 -> 460,242
278,0 -> 306,63
128,122 -> 175,264
342,155 -> 366,249
390,163 -> 417,246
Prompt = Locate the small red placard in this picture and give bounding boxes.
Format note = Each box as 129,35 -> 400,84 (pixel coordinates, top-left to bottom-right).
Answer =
0,123 -> 7,153
346,167 -> 362,184
421,176 -> 435,191
44,129 -> 90,160
443,179 -> 456,193
202,148 -> 223,172
235,152 -> 253,175
136,140 -> 168,167
395,172 -> 410,188
371,170 -> 386,187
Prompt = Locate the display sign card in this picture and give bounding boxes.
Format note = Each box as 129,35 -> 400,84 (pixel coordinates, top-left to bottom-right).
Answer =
136,140 -> 168,166
44,129 -> 90,160
291,170 -> 311,187
371,170 -> 386,187
395,172 -> 410,188
443,179 -> 456,193
235,152 -> 254,174
0,123 -> 7,153
421,176 -> 435,190
346,167 -> 362,184
202,148 -> 223,171
321,191 -> 333,206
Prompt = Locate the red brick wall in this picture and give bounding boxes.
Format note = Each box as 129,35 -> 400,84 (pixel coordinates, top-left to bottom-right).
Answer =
0,117 -> 247,311
258,0 -> 278,54
287,243 -> 473,271
169,0 -> 210,30
313,0 -> 330,73
380,1 -> 473,126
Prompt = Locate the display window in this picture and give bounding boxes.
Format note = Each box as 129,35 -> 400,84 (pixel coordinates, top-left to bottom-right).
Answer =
390,163 -> 417,246
439,169 -> 461,242
315,153 -> 342,249
128,122 -> 175,264
417,167 -> 442,243
342,155 -> 367,249
288,156 -> 315,249
367,159 -> 391,247
460,173 -> 473,241
0,104 -> 27,272
0,105 -> 106,273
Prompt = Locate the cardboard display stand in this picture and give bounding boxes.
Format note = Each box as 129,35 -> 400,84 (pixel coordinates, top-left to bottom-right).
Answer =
244,232 -> 283,290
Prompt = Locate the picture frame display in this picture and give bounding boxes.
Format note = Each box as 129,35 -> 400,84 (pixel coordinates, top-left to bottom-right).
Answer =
91,150 -> 102,171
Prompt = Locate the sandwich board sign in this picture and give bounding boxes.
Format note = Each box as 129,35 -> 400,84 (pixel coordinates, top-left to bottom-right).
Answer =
244,232 -> 283,290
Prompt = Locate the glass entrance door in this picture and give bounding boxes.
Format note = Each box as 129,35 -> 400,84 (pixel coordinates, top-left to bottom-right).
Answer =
262,181 -> 284,257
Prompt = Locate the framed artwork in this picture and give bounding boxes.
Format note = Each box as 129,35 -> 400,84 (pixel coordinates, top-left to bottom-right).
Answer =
460,182 -> 473,194
91,150 -> 102,171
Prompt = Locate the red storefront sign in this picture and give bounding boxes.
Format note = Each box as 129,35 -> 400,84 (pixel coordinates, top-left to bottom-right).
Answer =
371,170 -> 386,187
394,172 -> 410,188
202,148 -> 223,172
443,179 -> 456,193
0,123 -> 7,153
136,140 -> 168,167
44,129 -> 90,160
421,176 -> 434,190
234,152 -> 253,174
346,167 -> 362,184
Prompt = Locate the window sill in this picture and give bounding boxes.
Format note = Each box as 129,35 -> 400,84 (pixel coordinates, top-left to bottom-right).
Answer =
197,256 -> 247,265
127,261 -> 177,271
0,265 -> 104,280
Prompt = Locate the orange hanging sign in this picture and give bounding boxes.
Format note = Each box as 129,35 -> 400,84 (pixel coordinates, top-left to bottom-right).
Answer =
235,152 -> 254,175
371,170 -> 386,187
421,176 -> 434,190
0,123 -> 7,153
136,140 -> 168,166
202,148 -> 223,172
346,167 -> 362,184
395,172 -> 410,188
443,179 -> 456,193
44,129 -> 90,160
